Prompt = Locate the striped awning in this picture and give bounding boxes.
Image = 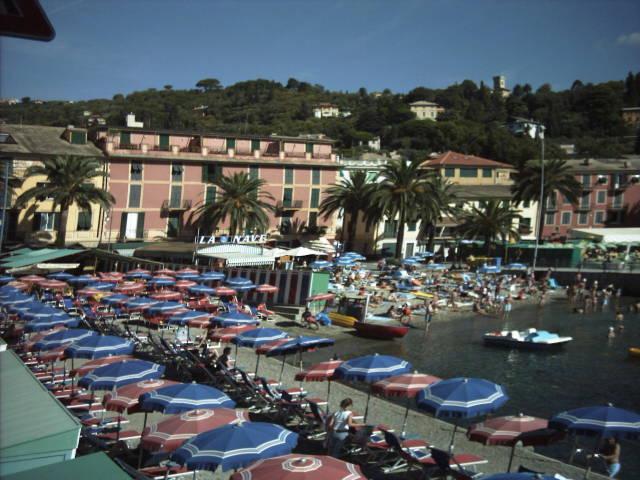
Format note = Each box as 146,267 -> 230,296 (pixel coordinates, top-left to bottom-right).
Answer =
199,252 -> 275,267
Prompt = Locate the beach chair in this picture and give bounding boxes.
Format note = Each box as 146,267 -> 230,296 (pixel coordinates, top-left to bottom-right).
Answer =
423,447 -> 486,480
303,400 -> 328,440
237,371 -> 278,414
380,429 -> 431,474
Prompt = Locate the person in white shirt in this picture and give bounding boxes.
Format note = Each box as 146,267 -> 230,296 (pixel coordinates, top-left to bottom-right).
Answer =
326,398 -> 361,457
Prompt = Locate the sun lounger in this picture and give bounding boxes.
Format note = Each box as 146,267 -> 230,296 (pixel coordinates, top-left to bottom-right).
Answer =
97,429 -> 141,443
422,447 -> 486,479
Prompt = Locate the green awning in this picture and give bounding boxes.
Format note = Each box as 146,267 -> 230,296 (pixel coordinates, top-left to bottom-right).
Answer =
2,453 -> 130,480
0,249 -> 81,269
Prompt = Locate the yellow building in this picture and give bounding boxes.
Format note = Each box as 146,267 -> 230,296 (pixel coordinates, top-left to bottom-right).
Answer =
409,101 -> 445,121
0,125 -> 107,247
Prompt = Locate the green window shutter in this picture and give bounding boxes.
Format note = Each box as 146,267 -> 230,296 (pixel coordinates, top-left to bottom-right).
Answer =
308,211 -> 318,228
305,143 -> 314,154
482,168 -> 492,178
310,188 -> 320,208
136,213 -> 145,239
312,168 -> 320,185
202,164 -> 208,183
205,186 -> 217,205
249,165 -> 259,180
283,188 -> 293,207
32,213 -> 41,231
119,212 -> 127,239
460,167 -> 477,178
226,138 -> 236,149
77,210 -> 92,231
129,185 -> 141,208
284,167 -> 294,184
170,186 -> 182,208
444,167 -> 455,177
120,131 -> 131,146
71,131 -> 86,144
159,134 -> 170,149
251,139 -> 260,152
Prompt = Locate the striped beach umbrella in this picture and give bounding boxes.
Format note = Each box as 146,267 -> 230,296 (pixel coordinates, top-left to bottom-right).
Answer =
103,378 -> 178,413
100,294 -> 131,306
295,359 -> 343,413
147,301 -> 185,315
67,274 -> 99,285
140,383 -> 235,414
126,269 -> 152,279
172,422 -> 298,472
175,280 -> 197,290
168,310 -> 211,326
142,408 -> 248,453
78,359 -> 165,390
212,311 -> 259,327
114,282 -> 146,294
214,286 -> 237,297
209,325 -> 257,343
225,276 -> 255,291
86,281 -> 115,291
125,296 -> 159,310
233,328 -> 289,347
64,334 -> 135,359
549,404 -> 640,440
188,284 -> 216,295
148,276 -> 176,287
32,328 -> 96,351
264,336 -> 335,382
71,355 -> 136,377
25,314 -> 79,332
150,291 -> 183,301
200,271 -> 225,282
229,454 -> 365,480
176,273 -> 202,281
155,268 -> 177,276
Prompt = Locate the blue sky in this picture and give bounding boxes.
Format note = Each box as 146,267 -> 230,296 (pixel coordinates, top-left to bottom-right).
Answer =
2,0 -> 639,100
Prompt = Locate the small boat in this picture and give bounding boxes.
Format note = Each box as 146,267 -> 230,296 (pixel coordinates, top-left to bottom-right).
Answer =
484,328 -> 572,349
354,315 -> 409,340
629,347 -> 640,358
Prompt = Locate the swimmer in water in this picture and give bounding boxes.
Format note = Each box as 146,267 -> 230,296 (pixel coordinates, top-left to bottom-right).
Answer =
615,311 -> 624,322
607,326 -> 615,338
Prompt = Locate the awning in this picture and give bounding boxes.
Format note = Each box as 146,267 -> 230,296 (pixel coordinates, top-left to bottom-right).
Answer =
287,246 -> 328,257
0,249 -> 81,269
199,252 -> 275,267
569,228 -> 640,244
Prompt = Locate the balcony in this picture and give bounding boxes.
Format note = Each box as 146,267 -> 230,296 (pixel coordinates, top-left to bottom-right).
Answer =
161,199 -> 192,212
575,203 -> 591,212
276,200 -> 303,210
545,203 -> 558,212
608,203 -> 625,211
118,143 -> 141,151
518,224 -> 532,234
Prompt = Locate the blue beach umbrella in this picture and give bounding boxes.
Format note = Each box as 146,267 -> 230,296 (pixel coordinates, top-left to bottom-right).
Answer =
78,359 -> 165,390
212,311 -> 259,328
33,328 -> 96,351
402,258 -> 420,265
65,334 -> 135,359
265,335 -> 336,382
334,354 -> 413,421
188,284 -> 216,295
176,273 -> 202,281
549,404 -> 640,440
200,271 -> 225,281
417,251 -> 434,257
0,275 -> 14,284
225,277 -> 255,292
310,260 -> 332,269
342,251 -> 365,259
168,310 -> 210,326
8,300 -> 41,313
232,327 -> 289,347
67,274 -> 98,285
22,305 -> 64,320
148,277 -> 176,287
416,377 -> 509,452
140,383 -> 235,414
100,294 -> 131,306
334,257 -> 355,267
426,263 -> 446,270
25,314 -> 80,332
47,272 -> 74,280
125,297 -> 159,309
87,281 -> 116,291
126,271 -> 152,280
171,422 -> 298,472
147,301 -> 185,315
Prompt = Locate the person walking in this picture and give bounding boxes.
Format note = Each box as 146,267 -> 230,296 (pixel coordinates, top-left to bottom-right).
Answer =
594,437 -> 621,478
326,398 -> 361,458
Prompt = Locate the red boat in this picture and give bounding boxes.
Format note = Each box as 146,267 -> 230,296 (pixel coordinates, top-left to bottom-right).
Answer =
354,318 -> 409,339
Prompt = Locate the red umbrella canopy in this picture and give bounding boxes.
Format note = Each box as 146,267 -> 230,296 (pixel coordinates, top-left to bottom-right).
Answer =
176,268 -> 199,275
20,275 -> 46,284
175,280 -> 197,290
71,354 -> 136,377
24,327 -> 66,351
255,284 -> 278,294
141,408 -> 248,452
76,287 -> 103,297
255,338 -> 291,355
114,282 -> 145,294
230,454 -> 365,480
371,373 -> 442,398
128,268 -> 151,275
100,271 -> 124,280
467,414 -> 549,446
214,286 -> 237,296
150,291 -> 183,301
155,268 -> 177,276
209,325 -> 257,342
38,346 -> 67,362
7,281 -> 29,290
103,378 -> 179,413
37,279 -> 68,290
294,360 -> 343,382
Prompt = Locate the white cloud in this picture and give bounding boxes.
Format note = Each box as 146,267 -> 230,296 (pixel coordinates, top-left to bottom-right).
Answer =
617,32 -> 640,46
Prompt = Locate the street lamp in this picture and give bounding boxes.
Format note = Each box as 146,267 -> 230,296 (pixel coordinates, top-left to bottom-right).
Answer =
530,123 -> 545,271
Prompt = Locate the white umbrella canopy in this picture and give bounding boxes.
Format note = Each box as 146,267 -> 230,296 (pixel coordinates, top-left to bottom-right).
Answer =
287,247 -> 328,257
303,237 -> 335,254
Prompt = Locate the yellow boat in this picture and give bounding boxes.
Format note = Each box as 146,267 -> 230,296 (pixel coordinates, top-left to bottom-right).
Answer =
413,291 -> 433,300
329,312 -> 357,328
629,347 -> 640,358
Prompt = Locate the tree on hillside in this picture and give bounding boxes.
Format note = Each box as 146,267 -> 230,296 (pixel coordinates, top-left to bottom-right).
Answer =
195,172 -> 274,236
196,78 -> 222,92
416,175 -> 457,252
457,200 -> 521,254
319,170 -> 373,251
15,156 -> 114,247
512,158 -> 582,242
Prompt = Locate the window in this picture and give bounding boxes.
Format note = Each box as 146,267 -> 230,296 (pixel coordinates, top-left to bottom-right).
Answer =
120,131 -> 131,146
70,131 -> 86,145
167,214 -> 180,237
284,167 -> 294,184
383,220 -> 398,238
408,222 -> 417,232
202,164 -> 221,183
34,212 -> 58,231
159,134 -> 170,150
579,193 -> 590,208
120,212 -> 145,240
405,243 -> 414,257
522,200 -> 530,208
280,211 -> 293,234
482,168 -> 492,178
545,212 -> 555,225
76,210 -> 92,231
562,195 -> 571,205
596,190 -> 606,204
249,165 -> 259,180
305,143 -> 314,154
578,212 -> 588,225
608,211 -> 624,224
460,167 -> 478,178
561,212 -> 571,225
308,211 -> 318,228
226,138 -> 236,150
131,161 -> 143,181
170,185 -> 182,208
613,173 -> 626,186
613,192 -> 623,208
520,217 -> 531,228
546,195 -> 557,208
597,175 -> 608,185
595,211 -> 605,224
310,188 -> 320,208
312,168 -> 320,185
128,184 -> 141,208
282,188 -> 293,207
444,167 -> 455,177
171,163 -> 183,182
205,186 -> 216,205
251,139 -> 261,152
581,174 -> 590,187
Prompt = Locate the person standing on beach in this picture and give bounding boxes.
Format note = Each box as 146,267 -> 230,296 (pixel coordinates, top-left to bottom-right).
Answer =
326,398 -> 361,458
593,437 -> 621,478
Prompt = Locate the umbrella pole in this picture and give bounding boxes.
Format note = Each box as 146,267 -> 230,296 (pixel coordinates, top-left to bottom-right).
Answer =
364,390 -> 371,423
50,360 -> 54,384
507,443 -> 516,472
137,412 -> 148,468
116,414 -> 122,441
255,354 -> 261,376
448,422 -> 458,454
279,355 -> 286,383
71,358 -> 75,394
326,380 -> 332,414
401,399 -> 410,438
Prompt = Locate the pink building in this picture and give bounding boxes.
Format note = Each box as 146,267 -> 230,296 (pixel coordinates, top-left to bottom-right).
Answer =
92,127 -> 339,245
541,157 -> 640,240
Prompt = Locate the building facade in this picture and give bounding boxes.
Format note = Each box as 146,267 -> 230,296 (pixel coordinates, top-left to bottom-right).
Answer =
409,101 -> 444,121
621,107 -> 640,128
94,127 -> 340,246
312,103 -> 341,118
541,157 -> 640,240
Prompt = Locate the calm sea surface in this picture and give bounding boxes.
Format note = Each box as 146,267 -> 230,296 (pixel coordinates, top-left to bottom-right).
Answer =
302,295 -> 640,478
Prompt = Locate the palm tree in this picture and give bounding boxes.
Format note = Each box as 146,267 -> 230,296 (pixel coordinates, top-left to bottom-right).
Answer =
319,170 -> 373,251
15,155 -> 114,247
457,200 -> 521,254
367,159 -> 431,259
195,172 -> 274,236
416,175 -> 457,252
512,158 -> 582,242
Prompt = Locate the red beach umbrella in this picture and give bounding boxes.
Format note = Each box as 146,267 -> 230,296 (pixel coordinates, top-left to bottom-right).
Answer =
150,291 -> 183,301
128,268 -> 151,275
114,282 -> 145,294
37,279 -> 68,291
230,454 -> 365,480
7,281 -> 29,291
38,346 -> 67,362
76,287 -> 103,297
141,408 -> 248,453
71,354 -> 136,377
176,268 -> 199,275
175,280 -> 197,290
371,372 -> 442,436
294,359 -> 343,413
20,275 -> 46,284
209,325 -> 257,343
103,378 -> 179,413
255,284 -> 278,294
156,268 -> 177,276
214,286 -> 237,297
100,271 -> 124,280
24,326 -> 66,351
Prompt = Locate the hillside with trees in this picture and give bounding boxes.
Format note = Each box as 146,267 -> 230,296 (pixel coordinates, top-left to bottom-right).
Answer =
2,72 -> 638,164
